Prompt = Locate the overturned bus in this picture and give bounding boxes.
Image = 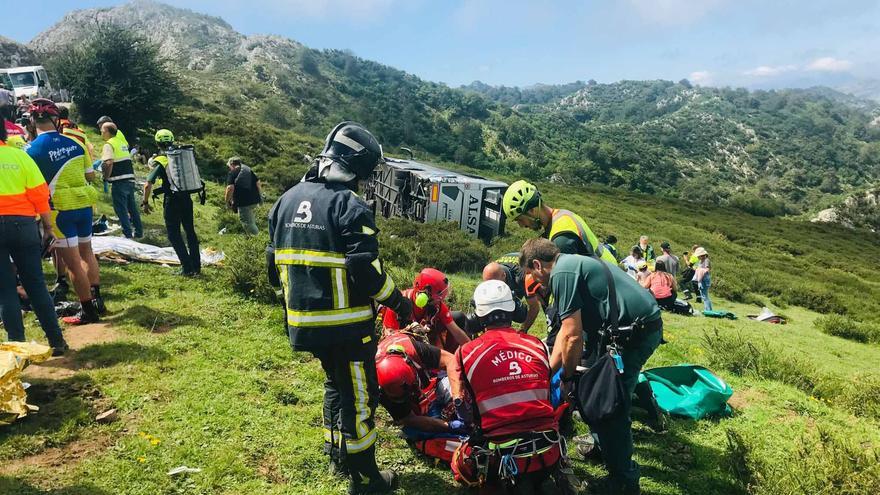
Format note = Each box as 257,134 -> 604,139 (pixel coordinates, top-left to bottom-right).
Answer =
364,158 -> 508,242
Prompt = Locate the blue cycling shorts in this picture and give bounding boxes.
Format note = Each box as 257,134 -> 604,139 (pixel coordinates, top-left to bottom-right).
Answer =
52,207 -> 93,248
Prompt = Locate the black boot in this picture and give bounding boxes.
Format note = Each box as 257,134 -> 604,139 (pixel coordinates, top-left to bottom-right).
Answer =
91,286 -> 107,315
52,280 -> 70,303
62,299 -> 100,325
347,447 -> 396,494
634,381 -> 668,433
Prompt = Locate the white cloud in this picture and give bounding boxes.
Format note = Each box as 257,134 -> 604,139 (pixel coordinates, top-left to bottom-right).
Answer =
624,0 -> 726,26
689,70 -> 713,85
805,57 -> 853,72
743,64 -> 797,77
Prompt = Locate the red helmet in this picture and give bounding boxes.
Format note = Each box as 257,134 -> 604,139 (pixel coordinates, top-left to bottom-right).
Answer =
413,268 -> 449,303
376,349 -> 418,402
28,98 -> 60,120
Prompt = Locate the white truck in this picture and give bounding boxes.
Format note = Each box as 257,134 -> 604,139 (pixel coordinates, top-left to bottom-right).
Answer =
0,65 -> 56,100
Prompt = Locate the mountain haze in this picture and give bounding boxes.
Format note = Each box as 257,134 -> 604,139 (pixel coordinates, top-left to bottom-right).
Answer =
21,0 -> 880,215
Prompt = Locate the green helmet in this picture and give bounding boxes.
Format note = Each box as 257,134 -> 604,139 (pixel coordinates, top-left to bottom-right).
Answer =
154,129 -> 174,144
503,180 -> 541,219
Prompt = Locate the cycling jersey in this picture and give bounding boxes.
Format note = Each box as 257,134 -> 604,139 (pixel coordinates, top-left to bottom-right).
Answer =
26,131 -> 97,211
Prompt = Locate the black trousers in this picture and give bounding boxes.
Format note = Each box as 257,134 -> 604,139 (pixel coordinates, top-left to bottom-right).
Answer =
164,193 -> 200,274
312,338 -> 379,458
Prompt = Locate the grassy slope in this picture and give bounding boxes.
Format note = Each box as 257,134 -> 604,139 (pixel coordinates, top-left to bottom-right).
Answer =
2,176 -> 879,494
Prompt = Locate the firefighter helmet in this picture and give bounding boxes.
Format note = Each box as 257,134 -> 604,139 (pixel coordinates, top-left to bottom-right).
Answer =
316,121 -> 383,183
413,268 -> 449,304
376,348 -> 418,402
154,129 -> 174,144
502,180 -> 541,219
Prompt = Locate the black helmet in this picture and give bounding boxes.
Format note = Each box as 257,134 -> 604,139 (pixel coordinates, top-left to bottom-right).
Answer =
316,122 -> 383,182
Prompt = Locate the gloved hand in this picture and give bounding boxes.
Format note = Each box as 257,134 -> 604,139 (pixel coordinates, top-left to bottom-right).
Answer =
454,398 -> 472,425
394,292 -> 413,323
448,420 -> 469,434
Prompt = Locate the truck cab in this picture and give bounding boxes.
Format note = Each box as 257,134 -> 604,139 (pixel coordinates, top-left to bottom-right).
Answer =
0,66 -> 53,100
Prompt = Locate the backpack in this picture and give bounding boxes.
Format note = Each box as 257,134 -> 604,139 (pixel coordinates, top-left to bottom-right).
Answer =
165,145 -> 204,194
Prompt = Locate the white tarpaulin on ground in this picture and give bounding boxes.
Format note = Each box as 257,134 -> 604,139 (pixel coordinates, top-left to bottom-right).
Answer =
91,236 -> 224,266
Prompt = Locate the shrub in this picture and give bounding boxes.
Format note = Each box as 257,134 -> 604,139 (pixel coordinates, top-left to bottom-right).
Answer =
378,218 -> 490,274
815,314 -> 880,344
821,373 -> 880,420
726,427 -> 880,495
701,329 -> 816,392
225,234 -> 277,303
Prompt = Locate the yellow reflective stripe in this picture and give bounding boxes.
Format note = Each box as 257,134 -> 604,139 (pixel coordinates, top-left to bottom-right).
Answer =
275,248 -> 346,267
279,265 -> 290,304
372,275 -> 395,302
350,361 -> 369,439
323,428 -> 333,442
331,268 -> 348,309
286,306 -> 373,326
345,428 -> 377,453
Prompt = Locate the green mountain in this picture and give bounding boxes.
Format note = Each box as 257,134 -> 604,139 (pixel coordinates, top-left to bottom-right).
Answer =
24,0 -> 880,215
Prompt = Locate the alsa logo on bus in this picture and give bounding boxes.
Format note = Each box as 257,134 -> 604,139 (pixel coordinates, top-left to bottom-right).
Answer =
466,195 -> 479,235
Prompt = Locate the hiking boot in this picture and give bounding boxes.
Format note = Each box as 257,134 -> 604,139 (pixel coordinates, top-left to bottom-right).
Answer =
348,470 -> 395,495
573,434 -> 602,462
51,341 -> 70,357
634,381 -> 668,433
62,300 -> 100,325
52,281 -> 70,303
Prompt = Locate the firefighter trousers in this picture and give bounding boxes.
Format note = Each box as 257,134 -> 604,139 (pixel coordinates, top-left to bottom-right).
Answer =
312,338 -> 380,460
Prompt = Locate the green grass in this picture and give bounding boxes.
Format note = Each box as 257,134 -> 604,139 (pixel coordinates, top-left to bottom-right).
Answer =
2,175 -> 879,494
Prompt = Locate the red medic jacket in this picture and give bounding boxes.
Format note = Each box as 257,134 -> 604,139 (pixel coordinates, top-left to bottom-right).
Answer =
455,327 -> 556,438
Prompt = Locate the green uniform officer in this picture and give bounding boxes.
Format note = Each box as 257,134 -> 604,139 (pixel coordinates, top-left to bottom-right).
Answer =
520,238 -> 662,495
502,180 -> 617,263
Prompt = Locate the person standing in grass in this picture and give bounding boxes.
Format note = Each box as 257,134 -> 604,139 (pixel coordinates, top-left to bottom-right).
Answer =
693,247 -> 712,311
521,238 -> 662,495
0,120 -> 69,355
142,129 -> 201,276
267,122 -> 412,494
655,241 -> 679,278
99,117 -> 143,239
638,235 -> 655,262
225,156 -> 261,235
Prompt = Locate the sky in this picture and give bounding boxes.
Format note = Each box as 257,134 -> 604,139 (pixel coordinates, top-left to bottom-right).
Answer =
8,0 -> 880,89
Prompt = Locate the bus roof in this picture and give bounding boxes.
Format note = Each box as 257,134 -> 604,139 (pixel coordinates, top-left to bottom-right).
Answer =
383,157 -> 507,188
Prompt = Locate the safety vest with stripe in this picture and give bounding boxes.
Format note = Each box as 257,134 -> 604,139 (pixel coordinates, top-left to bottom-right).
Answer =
106,133 -> 134,182
457,327 -> 556,438
548,208 -> 617,264
268,179 -> 399,350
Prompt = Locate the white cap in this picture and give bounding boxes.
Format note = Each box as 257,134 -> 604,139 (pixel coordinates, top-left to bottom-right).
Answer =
473,280 -> 516,317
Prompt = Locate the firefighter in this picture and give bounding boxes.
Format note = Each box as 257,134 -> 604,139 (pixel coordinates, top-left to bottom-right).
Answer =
267,122 -> 412,494
520,238 -> 663,495
375,329 -> 466,463
382,268 -> 470,353
451,280 -> 577,494
502,180 -> 617,263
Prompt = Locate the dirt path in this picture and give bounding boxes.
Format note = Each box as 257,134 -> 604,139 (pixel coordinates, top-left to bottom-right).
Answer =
22,323 -> 119,380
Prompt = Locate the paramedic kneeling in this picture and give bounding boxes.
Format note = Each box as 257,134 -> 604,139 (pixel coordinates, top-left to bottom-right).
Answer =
520,238 -> 662,495
451,280 -> 576,494
375,331 -> 465,462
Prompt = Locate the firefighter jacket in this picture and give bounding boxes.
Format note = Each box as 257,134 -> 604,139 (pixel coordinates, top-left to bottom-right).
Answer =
456,327 -> 556,438
547,208 -> 617,264
267,179 -> 405,350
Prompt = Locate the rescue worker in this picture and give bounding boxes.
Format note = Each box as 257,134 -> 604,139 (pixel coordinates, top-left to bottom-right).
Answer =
267,122 -> 412,494
142,129 -> 201,276
502,179 -> 617,263
99,118 -> 143,239
375,330 -> 465,463
1,90 -> 28,150
602,235 -> 621,262
26,99 -> 103,325
637,235 -> 655,262
520,238 -> 663,495
382,268 -> 470,353
481,252 -> 539,332
451,280 -> 577,494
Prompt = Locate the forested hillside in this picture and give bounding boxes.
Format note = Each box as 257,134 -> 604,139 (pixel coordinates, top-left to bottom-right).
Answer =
24,0 -> 880,216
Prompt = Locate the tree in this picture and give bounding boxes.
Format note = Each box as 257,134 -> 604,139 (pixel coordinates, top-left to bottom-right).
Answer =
46,23 -> 180,137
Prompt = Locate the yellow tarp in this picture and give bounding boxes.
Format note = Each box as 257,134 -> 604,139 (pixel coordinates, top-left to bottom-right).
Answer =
0,342 -> 52,426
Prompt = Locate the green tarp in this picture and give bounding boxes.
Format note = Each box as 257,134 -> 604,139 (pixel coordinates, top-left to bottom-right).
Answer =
639,365 -> 733,419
